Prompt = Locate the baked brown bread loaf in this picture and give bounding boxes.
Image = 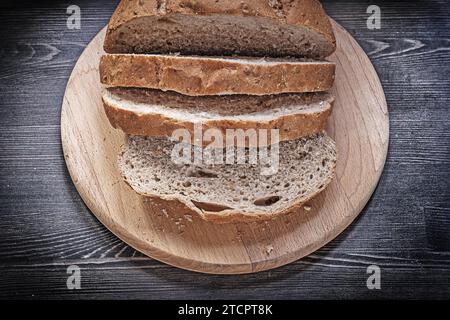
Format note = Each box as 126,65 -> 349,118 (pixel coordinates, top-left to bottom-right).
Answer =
100,0 -> 338,224
104,0 -> 336,59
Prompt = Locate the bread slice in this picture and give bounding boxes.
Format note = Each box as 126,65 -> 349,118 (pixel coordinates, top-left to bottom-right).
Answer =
100,54 -> 335,96
104,0 -> 336,59
119,133 -> 337,223
103,87 -> 334,144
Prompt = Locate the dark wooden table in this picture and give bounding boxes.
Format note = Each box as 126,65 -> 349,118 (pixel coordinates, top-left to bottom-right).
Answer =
0,0 -> 449,299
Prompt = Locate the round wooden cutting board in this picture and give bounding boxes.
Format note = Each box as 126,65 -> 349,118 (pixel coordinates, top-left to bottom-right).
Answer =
61,20 -> 389,274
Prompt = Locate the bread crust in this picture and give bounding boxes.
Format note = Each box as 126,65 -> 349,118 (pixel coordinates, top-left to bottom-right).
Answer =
104,0 -> 336,57
103,91 -> 334,144
100,54 -> 335,96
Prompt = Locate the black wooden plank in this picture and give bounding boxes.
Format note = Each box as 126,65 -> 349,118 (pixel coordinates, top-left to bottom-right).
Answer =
0,0 -> 449,299
1,255 -> 449,299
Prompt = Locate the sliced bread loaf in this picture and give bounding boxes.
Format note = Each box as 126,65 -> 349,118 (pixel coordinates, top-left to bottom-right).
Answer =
103,87 -> 334,144
119,133 -> 337,223
104,0 -> 336,59
100,54 -> 335,96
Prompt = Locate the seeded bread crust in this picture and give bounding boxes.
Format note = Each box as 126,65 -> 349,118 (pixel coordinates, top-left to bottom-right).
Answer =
103,88 -> 334,144
100,54 -> 335,96
104,0 -> 336,58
